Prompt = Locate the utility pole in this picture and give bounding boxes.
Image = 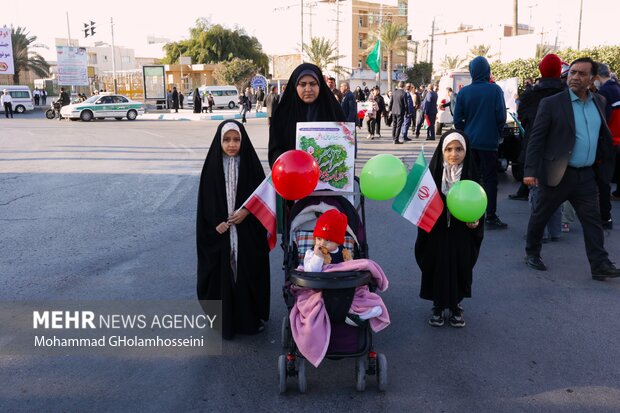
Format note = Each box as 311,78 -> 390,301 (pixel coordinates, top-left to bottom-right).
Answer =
66,12 -> 72,47
513,0 -> 518,36
111,17 -> 118,94
577,0 -> 583,50
429,17 -> 435,70
336,0 -> 340,83
377,3 -> 383,88
301,0 -> 304,59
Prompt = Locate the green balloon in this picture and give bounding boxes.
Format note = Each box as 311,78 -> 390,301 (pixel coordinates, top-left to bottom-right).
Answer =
446,180 -> 488,222
360,154 -> 407,200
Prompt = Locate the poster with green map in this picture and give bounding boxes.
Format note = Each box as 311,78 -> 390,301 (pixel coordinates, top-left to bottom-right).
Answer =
295,122 -> 356,194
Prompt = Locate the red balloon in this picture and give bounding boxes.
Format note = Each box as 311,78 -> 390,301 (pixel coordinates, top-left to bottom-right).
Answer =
357,110 -> 366,119
272,150 -> 320,200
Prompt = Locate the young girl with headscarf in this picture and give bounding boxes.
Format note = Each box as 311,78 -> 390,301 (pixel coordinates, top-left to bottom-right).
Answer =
196,120 -> 270,340
414,130 -> 484,328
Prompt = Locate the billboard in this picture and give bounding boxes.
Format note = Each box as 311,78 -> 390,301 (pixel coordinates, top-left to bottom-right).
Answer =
0,27 -> 15,75
56,46 -> 89,86
142,65 -> 166,100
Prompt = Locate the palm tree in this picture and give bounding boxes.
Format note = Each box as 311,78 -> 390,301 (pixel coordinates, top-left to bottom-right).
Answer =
441,56 -> 467,72
10,26 -> 50,84
469,44 -> 494,59
367,21 -> 409,92
302,37 -> 347,75
535,44 -> 553,60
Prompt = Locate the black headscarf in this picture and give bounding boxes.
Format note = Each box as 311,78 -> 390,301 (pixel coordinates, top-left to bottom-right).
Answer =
196,120 -> 270,339
268,63 -> 346,166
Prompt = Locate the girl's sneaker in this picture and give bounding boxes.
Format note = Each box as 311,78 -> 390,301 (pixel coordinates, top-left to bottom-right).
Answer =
449,307 -> 466,328
428,307 -> 444,327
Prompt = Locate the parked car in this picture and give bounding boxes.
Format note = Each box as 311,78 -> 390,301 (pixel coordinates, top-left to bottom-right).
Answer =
187,85 -> 239,109
60,94 -> 145,121
0,85 -> 34,114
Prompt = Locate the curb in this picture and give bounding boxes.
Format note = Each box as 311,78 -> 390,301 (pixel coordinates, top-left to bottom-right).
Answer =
141,111 -> 268,122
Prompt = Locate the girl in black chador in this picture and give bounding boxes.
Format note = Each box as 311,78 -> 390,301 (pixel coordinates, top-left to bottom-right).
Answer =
196,120 -> 270,340
415,130 -> 484,328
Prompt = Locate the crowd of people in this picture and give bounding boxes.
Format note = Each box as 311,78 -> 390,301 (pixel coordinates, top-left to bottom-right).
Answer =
195,55 -> 620,339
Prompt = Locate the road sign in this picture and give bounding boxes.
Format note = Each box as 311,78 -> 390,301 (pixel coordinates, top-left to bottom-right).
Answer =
250,75 -> 267,91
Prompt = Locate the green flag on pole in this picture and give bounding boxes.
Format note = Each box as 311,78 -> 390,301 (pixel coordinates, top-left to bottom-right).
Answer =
366,40 -> 381,73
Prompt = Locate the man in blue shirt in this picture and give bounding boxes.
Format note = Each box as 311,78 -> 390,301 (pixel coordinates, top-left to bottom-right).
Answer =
523,57 -> 619,280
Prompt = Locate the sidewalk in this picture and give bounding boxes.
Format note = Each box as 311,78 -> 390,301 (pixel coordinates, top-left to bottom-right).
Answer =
141,108 -> 267,121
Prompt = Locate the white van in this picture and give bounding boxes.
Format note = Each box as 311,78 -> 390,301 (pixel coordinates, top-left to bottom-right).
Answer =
0,85 -> 35,113
188,85 -> 239,109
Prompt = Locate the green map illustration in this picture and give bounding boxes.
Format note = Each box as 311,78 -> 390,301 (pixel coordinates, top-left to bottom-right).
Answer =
299,136 -> 350,189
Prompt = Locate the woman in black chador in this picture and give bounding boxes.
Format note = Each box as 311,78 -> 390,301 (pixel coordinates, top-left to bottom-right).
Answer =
196,120 -> 270,340
415,130 -> 484,328
192,88 -> 202,113
268,62 -> 345,167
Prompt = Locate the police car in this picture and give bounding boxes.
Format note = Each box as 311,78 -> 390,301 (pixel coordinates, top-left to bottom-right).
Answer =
60,94 -> 145,121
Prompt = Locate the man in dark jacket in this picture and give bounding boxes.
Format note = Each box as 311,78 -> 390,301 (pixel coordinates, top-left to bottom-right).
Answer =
389,81 -> 407,144
454,56 -> 508,229
421,84 -> 438,140
264,86 -> 280,125
523,57 -> 619,279
339,82 -> 358,123
172,87 -> 179,113
595,62 -> 620,226
59,88 -> 70,106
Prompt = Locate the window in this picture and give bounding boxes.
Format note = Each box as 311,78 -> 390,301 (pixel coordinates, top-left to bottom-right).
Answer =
121,56 -> 130,64
358,60 -> 362,68
88,53 -> 98,65
358,11 -> 368,28
9,91 -> 30,98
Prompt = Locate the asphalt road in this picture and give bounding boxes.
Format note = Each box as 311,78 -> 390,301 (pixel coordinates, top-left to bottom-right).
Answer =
1,115 -> 619,412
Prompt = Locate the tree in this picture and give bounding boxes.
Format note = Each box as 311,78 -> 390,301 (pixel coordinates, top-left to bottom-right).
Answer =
302,37 -> 348,75
213,58 -> 257,91
405,62 -> 433,86
163,19 -> 268,73
440,56 -> 467,72
469,44 -> 494,59
10,26 -> 50,85
368,21 -> 410,92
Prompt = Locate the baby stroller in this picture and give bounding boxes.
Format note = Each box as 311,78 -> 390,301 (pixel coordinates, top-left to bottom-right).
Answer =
278,189 -> 388,393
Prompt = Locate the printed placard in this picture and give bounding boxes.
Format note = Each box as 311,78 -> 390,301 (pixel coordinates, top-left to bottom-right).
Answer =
295,122 -> 356,194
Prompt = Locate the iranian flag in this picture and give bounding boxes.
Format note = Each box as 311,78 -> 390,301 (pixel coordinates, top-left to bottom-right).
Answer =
391,150 -> 444,232
241,173 -> 277,250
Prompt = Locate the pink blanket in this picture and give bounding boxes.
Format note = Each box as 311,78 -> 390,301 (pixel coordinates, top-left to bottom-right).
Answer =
289,259 -> 390,367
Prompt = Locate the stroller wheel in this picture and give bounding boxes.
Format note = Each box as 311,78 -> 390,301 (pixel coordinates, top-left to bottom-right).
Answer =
278,355 -> 287,394
281,316 -> 291,349
377,353 -> 388,392
355,357 -> 366,392
297,358 -> 307,393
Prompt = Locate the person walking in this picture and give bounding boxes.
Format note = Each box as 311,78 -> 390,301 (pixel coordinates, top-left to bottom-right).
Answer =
264,86 -> 280,125
400,83 -> 415,142
172,87 -> 179,113
421,84 -> 438,141
388,81 -> 407,144
1,89 -> 14,118
238,92 -> 251,123
179,90 -> 184,109
517,54 -> 565,239
453,56 -> 508,229
523,57 -> 620,280
193,88 -> 202,113
373,86 -> 385,138
255,87 -> 265,112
